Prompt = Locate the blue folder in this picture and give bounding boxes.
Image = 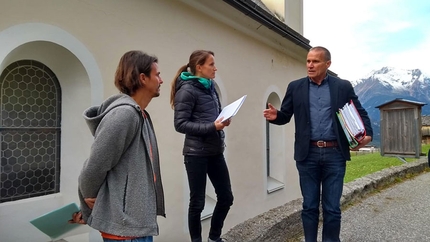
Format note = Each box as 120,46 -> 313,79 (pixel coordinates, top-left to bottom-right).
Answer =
29,202 -> 81,240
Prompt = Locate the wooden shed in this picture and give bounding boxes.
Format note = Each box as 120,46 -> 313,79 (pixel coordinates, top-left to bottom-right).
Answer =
376,98 -> 426,158
422,116 -> 430,144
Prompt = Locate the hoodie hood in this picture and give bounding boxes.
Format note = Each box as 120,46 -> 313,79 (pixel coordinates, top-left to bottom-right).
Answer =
83,94 -> 141,136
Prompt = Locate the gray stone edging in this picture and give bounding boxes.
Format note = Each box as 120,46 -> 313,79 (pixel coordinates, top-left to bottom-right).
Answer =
222,157 -> 429,242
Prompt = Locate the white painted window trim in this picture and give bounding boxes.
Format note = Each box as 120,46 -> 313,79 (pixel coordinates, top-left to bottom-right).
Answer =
201,195 -> 216,221
267,176 -> 284,194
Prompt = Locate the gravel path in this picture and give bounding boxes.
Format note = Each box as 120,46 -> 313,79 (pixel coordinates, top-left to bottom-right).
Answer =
313,171 -> 430,242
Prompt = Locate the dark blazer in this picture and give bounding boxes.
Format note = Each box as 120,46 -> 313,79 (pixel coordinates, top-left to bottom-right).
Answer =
270,75 -> 373,161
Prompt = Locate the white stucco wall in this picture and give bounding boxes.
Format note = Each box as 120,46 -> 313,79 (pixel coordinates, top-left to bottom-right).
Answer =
0,1 -> 307,241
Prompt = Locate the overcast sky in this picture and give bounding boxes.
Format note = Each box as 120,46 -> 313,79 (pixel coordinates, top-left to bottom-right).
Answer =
303,0 -> 430,80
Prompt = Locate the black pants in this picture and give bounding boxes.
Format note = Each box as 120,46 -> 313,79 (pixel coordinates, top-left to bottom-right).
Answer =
184,154 -> 234,242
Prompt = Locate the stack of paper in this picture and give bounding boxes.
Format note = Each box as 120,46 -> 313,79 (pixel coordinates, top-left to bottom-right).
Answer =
336,100 -> 366,148
217,95 -> 247,122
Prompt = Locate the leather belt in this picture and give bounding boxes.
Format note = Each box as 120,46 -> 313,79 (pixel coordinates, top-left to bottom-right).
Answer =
310,140 -> 338,148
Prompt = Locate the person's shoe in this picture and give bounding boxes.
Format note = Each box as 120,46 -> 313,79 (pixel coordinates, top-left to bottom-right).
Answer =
208,237 -> 226,242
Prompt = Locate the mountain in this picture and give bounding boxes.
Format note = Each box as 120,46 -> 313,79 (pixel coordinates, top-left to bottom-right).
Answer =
351,67 -> 430,146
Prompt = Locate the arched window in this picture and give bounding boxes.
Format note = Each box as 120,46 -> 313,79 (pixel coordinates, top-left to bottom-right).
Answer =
0,60 -> 61,203
266,92 -> 284,193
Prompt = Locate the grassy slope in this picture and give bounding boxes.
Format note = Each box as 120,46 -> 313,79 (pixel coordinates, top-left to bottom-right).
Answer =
345,144 -> 430,183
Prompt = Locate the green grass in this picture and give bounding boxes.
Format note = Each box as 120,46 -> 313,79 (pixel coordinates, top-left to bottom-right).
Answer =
344,144 -> 430,183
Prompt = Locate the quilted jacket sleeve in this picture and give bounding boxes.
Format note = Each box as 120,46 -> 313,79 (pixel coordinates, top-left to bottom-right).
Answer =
173,85 -> 217,136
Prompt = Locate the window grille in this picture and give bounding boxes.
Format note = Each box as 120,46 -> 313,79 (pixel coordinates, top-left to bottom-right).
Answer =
0,60 -> 61,203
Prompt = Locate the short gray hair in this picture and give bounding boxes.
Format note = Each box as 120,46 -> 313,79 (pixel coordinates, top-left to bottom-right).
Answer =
310,46 -> 331,61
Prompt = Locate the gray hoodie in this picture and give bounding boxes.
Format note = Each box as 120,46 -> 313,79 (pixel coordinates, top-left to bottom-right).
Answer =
78,94 -> 165,237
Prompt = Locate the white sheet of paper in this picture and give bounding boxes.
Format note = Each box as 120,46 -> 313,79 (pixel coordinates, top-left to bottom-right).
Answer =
217,95 -> 247,122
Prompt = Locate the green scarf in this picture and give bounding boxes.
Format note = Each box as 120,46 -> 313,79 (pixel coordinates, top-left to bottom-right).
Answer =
180,72 -> 212,89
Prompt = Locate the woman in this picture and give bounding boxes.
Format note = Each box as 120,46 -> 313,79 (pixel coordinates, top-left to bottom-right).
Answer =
170,50 -> 234,242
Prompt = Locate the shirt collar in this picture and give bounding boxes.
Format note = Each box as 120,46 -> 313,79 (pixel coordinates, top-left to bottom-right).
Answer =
309,74 -> 329,85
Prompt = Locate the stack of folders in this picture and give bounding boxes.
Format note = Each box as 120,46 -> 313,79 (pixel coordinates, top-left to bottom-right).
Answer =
336,100 -> 366,148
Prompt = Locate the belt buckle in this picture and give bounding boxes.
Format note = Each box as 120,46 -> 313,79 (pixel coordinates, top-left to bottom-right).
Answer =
317,140 -> 326,148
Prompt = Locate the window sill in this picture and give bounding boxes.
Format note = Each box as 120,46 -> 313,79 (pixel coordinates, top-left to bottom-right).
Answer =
267,176 -> 284,194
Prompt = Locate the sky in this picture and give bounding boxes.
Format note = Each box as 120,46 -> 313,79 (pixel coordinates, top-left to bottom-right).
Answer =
302,0 -> 430,81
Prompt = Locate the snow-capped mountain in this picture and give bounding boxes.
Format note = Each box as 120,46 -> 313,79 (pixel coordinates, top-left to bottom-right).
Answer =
351,67 -> 430,145
352,67 -> 430,89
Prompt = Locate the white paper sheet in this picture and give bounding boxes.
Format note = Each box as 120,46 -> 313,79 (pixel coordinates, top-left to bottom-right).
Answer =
217,95 -> 247,122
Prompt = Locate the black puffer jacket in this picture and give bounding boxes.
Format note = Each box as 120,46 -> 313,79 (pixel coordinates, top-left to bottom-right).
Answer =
173,77 -> 225,156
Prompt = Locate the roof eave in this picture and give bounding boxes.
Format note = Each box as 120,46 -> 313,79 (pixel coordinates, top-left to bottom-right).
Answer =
222,0 -> 311,50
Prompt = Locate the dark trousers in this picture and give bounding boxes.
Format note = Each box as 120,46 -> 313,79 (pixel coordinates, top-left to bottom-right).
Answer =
296,146 -> 346,242
184,154 -> 234,242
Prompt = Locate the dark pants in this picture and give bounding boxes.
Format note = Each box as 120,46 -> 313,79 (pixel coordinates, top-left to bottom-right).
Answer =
185,154 -> 234,242
296,146 -> 346,242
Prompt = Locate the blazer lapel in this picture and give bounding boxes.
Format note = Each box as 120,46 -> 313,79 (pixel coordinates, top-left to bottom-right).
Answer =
328,75 -> 339,109
299,78 -> 310,121
328,76 -> 341,139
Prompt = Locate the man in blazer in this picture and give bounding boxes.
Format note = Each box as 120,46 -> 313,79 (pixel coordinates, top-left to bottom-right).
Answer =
263,46 -> 372,242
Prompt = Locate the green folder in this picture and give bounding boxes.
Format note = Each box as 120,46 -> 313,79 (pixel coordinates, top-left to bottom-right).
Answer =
29,202 -> 81,241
